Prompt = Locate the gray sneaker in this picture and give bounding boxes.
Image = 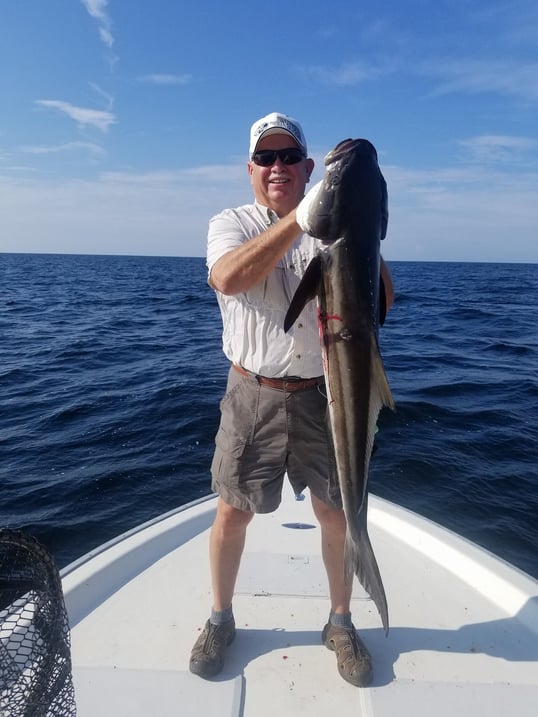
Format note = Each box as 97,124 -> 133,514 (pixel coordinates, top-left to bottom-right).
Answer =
189,618 -> 236,678
322,622 -> 373,687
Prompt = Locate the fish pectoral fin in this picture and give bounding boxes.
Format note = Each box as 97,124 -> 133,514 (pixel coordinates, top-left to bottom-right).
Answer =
284,255 -> 323,332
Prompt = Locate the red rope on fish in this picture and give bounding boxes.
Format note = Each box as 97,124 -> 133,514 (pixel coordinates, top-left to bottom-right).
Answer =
318,309 -> 343,404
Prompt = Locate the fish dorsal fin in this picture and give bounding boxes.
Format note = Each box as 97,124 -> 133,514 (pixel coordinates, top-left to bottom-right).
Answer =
284,254 -> 323,332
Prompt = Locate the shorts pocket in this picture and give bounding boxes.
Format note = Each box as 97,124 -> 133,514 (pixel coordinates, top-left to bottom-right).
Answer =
211,426 -> 247,488
214,425 -> 246,459
211,374 -> 260,486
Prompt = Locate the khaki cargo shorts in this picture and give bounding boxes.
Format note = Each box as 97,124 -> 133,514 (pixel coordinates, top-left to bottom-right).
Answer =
211,366 -> 342,513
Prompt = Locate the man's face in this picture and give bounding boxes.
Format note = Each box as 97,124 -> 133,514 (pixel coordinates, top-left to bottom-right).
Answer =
247,133 -> 314,218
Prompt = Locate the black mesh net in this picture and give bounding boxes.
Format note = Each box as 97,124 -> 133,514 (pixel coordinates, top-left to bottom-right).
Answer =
0,529 -> 76,716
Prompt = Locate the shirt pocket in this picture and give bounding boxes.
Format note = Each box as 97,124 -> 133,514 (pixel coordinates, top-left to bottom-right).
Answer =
243,267 -> 299,314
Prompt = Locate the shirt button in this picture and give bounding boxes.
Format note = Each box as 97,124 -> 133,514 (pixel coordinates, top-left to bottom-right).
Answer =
298,323 -> 303,328
296,354 -> 301,359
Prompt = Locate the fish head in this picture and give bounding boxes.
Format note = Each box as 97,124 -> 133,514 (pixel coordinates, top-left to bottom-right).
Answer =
306,138 -> 388,244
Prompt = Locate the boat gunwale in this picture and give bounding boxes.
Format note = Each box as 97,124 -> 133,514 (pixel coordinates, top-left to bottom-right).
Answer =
60,491 -> 538,633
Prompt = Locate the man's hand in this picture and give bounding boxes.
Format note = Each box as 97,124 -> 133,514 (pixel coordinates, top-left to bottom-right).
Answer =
295,180 -> 323,234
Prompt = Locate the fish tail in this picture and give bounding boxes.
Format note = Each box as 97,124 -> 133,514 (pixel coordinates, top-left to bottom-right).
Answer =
344,503 -> 389,635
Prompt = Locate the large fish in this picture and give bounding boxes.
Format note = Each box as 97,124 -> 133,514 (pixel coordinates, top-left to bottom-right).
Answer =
284,138 -> 394,633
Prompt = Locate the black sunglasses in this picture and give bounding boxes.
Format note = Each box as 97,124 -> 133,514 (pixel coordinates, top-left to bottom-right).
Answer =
251,148 -> 305,166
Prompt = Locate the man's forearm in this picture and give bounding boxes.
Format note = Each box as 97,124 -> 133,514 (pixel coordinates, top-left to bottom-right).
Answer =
209,211 -> 302,295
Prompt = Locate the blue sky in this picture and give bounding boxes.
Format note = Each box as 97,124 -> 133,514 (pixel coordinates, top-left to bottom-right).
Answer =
1,0 -> 537,262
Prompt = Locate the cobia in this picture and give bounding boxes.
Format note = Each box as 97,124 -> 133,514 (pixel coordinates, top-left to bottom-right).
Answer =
285,138 -> 394,633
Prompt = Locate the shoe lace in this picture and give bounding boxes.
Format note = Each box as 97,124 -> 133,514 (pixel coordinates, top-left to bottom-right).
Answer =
333,628 -> 370,668
205,622 -> 228,653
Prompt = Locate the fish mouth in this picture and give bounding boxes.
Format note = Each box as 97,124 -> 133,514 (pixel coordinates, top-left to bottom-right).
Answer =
324,138 -> 377,166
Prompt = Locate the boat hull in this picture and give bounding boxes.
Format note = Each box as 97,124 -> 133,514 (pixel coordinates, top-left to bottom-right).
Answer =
62,488 -> 538,716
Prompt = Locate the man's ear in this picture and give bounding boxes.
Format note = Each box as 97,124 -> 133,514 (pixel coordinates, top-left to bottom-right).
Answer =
305,157 -> 315,182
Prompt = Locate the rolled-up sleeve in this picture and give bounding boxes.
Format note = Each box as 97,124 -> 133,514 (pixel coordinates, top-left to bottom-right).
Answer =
207,210 -> 247,279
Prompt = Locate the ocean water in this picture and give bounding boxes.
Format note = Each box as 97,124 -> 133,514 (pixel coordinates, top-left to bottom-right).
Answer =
0,254 -> 536,579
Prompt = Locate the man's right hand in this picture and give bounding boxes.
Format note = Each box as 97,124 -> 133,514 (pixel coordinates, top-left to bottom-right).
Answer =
295,180 -> 323,234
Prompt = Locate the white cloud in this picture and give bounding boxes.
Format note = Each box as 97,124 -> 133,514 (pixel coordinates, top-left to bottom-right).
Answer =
1,159 -> 537,262
138,74 -> 193,86
20,142 -> 105,158
381,162 -> 538,262
425,59 -> 538,102
34,100 -> 116,133
297,62 -> 385,87
0,163 -> 250,257
0,165 -> 45,175
457,135 -> 538,163
80,0 -> 114,48
89,82 -> 114,110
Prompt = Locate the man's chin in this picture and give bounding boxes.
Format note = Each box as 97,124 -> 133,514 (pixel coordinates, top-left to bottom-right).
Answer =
268,189 -> 299,212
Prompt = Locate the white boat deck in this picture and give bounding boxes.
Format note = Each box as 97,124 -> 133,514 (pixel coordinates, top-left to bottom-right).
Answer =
62,486 -> 538,716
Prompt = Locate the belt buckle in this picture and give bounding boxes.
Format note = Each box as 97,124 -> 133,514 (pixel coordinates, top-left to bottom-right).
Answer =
284,377 -> 303,391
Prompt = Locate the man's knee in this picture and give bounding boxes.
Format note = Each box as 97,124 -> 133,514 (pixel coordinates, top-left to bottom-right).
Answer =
311,494 -> 346,533
214,498 -> 254,532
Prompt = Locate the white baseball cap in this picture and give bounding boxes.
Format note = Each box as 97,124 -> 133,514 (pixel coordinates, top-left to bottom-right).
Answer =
249,112 -> 307,157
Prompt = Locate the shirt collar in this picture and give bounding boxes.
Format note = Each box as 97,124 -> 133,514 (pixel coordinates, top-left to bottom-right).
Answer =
254,201 -> 279,226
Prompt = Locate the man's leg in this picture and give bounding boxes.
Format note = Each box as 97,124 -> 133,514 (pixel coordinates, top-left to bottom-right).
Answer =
311,493 -> 373,687
190,498 -> 253,679
210,498 -> 254,610
311,494 -> 352,613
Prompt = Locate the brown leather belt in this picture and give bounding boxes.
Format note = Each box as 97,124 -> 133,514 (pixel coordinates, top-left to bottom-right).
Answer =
232,364 -> 323,392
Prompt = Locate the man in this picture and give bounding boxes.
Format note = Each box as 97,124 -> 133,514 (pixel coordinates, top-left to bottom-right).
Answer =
190,112 -> 394,687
